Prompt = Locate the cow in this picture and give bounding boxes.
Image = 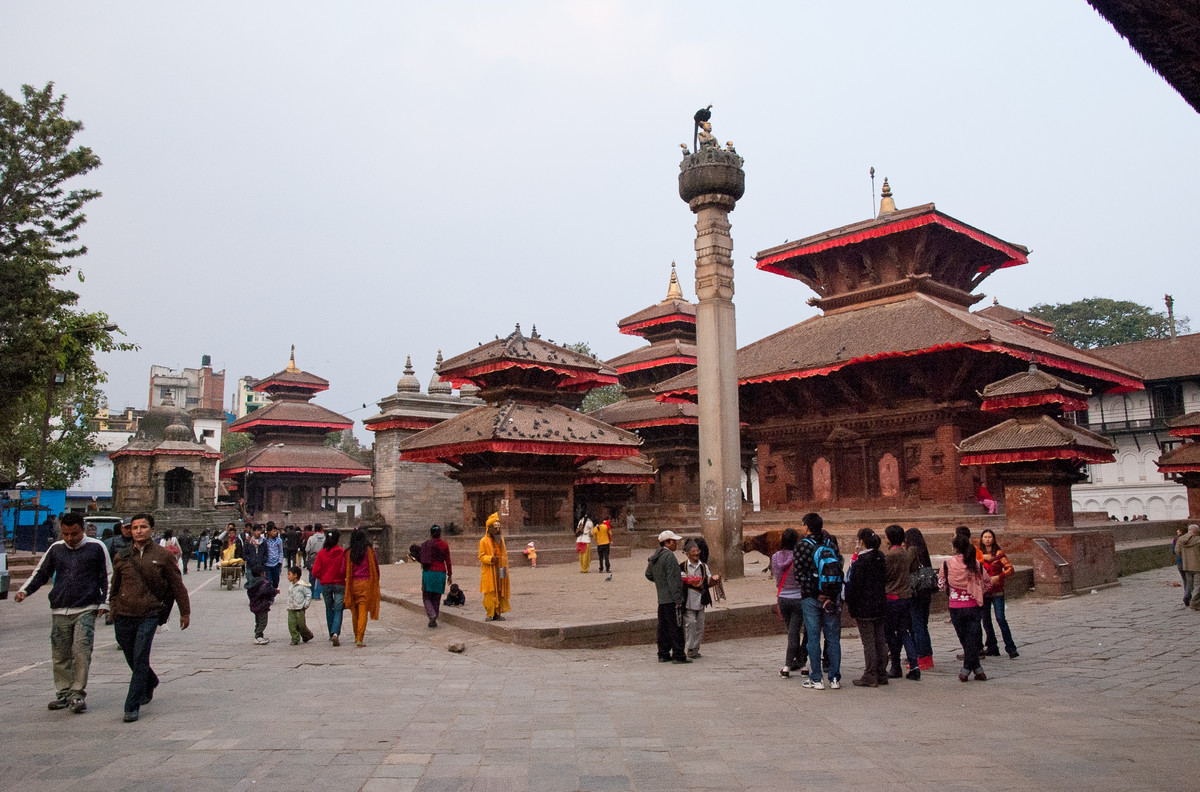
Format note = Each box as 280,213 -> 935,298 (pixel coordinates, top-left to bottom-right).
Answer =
742,529 -> 788,571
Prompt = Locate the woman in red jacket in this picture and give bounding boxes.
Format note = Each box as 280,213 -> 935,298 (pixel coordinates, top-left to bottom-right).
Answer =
979,529 -> 1018,658
310,530 -> 345,646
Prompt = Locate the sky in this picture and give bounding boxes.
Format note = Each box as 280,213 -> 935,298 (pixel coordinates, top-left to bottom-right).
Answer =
3,1 -> 1198,441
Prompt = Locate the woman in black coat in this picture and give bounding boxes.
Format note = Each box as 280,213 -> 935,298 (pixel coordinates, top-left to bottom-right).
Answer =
845,528 -> 888,688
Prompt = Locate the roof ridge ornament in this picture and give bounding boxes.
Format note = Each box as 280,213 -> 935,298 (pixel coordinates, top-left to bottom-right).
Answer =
286,344 -> 299,373
877,178 -> 896,217
662,261 -> 684,303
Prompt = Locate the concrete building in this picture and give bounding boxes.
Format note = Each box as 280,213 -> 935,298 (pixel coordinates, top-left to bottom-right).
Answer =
1071,332 -> 1200,520
232,375 -> 271,419
148,356 -> 225,411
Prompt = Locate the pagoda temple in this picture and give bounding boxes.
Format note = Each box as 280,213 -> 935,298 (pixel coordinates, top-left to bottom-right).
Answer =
1157,411 -> 1200,518
221,348 -> 370,526
590,264 -> 753,527
959,364 -> 1117,531
655,180 -> 1142,515
397,325 -> 643,534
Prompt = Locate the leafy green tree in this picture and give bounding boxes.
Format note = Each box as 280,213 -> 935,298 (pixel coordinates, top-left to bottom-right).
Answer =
1028,298 -> 1190,349
0,83 -> 133,487
565,341 -> 625,412
324,428 -> 373,467
221,430 -> 254,455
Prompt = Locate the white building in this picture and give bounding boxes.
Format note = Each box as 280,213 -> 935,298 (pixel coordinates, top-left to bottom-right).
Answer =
232,376 -> 271,419
1071,333 -> 1200,520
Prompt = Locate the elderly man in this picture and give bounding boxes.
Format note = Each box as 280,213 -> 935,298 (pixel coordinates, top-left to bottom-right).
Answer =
645,530 -> 689,664
1176,524 -> 1200,610
110,513 -> 191,723
15,512 -> 112,713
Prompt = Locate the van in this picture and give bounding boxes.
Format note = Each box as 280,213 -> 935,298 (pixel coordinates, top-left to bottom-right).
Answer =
83,515 -> 123,539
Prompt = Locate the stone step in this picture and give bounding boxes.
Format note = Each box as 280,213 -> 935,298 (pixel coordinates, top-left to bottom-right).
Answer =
442,538 -> 632,567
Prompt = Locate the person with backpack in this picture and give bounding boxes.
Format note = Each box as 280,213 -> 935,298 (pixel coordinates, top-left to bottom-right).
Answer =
904,527 -> 937,670
793,512 -> 843,690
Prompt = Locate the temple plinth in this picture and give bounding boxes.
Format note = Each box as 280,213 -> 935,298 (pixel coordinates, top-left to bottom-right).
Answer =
679,121 -> 746,579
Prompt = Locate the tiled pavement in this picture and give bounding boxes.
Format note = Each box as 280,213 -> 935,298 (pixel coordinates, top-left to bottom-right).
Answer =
1,563 -> 1198,791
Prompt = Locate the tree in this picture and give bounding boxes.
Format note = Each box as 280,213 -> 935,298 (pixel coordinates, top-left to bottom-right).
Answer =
221,430 -> 254,455
324,428 -> 373,468
1027,298 -> 1190,349
0,83 -> 133,488
565,342 -> 625,413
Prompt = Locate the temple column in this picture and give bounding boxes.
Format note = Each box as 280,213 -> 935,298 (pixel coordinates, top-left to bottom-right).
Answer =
679,131 -> 746,579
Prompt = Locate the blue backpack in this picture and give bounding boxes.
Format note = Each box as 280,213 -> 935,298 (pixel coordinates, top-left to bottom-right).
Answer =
800,536 -> 844,597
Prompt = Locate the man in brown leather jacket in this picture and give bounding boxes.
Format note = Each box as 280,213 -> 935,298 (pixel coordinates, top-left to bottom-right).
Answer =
109,513 -> 190,722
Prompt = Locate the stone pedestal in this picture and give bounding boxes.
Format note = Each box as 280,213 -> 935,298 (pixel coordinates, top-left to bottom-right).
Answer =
996,463 -> 1083,532
680,145 -> 746,579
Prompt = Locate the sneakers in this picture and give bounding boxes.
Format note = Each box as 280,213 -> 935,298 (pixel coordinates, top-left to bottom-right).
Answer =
331,634 -> 340,646
828,678 -> 841,689
48,698 -> 71,710
69,697 -> 87,714
906,668 -> 921,681
779,667 -> 790,678
917,656 -> 934,671
802,679 -> 825,690
290,640 -> 300,646
254,636 -> 269,645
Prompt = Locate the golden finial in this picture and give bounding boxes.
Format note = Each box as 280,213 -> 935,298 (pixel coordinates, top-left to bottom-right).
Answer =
286,344 -> 299,373
662,262 -> 684,303
877,178 -> 896,216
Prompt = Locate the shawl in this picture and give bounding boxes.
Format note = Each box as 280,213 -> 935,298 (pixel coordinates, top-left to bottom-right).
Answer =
343,546 -> 380,619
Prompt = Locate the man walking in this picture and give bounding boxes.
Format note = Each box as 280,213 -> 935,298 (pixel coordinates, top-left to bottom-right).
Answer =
645,530 -> 689,664
262,523 -> 284,588
110,513 -> 191,723
305,524 -> 326,600
14,512 -> 112,713
1176,524 -> 1200,609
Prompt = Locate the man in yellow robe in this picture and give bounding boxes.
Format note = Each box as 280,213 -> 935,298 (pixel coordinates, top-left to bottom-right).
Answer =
478,513 -> 510,621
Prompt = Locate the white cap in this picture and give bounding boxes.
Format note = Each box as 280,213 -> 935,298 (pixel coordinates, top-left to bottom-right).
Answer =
658,530 -> 683,543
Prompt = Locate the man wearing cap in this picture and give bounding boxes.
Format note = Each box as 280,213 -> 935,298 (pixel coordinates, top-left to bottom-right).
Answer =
645,530 -> 689,663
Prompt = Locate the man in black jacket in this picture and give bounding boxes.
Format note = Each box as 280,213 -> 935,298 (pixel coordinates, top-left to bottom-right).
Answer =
793,512 -> 843,690
15,511 -> 113,713
845,528 -> 888,688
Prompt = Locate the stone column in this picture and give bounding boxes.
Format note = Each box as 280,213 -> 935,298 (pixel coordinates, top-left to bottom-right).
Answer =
679,139 -> 746,579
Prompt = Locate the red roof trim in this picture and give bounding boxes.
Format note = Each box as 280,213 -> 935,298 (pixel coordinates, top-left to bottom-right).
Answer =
656,341 -> 1143,400
230,418 -> 352,433
575,473 -> 657,485
616,417 -> 699,430
980,394 -> 1090,413
401,440 -> 640,463
448,360 -> 604,382
363,417 -> 439,432
619,314 -> 696,336
959,448 -> 1114,466
252,378 -> 327,394
617,356 -> 697,375
756,213 -> 1028,277
1169,427 -> 1200,438
1159,463 -> 1200,473
110,448 -> 221,460
220,465 -> 369,478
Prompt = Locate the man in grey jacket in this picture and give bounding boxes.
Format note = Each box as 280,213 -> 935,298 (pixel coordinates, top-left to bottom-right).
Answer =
645,530 -> 689,664
1176,524 -> 1200,609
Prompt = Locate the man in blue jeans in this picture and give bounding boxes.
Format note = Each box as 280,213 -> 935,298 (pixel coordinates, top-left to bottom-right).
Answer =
793,512 -> 842,690
109,513 -> 191,722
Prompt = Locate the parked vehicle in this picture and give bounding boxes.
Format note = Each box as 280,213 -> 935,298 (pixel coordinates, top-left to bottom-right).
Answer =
83,515 -> 123,539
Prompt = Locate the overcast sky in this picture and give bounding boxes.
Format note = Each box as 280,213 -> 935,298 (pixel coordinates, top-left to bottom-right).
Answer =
3,1 -> 1197,441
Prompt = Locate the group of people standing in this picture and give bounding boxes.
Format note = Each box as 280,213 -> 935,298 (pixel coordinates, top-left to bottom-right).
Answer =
769,514 -> 1018,688
573,514 -> 613,573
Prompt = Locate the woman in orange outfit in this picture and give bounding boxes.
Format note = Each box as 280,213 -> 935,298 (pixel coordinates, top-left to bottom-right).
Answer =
343,528 -> 380,647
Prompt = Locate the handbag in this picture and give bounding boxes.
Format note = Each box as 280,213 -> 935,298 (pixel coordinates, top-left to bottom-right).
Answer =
909,565 -> 939,596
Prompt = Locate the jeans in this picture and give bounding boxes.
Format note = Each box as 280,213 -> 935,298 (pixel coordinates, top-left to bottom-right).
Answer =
114,615 -> 160,715
909,595 -> 933,658
322,584 -> 345,637
779,597 -> 805,670
196,551 -> 207,570
949,605 -> 984,673
656,603 -> 685,660
267,564 -> 282,589
597,544 -> 611,572
50,610 -> 97,700
982,595 -> 1017,655
883,598 -> 917,668
801,597 -> 841,682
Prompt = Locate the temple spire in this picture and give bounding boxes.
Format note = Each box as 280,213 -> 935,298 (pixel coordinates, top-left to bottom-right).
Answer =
662,261 -> 684,303
877,177 -> 896,216
286,344 -> 299,373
